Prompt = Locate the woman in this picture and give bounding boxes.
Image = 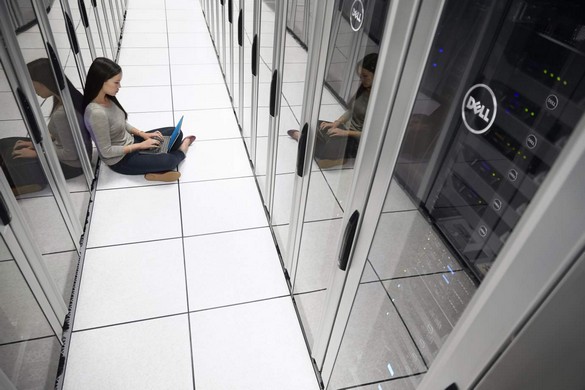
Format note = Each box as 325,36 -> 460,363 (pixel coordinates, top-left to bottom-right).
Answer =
288,53 -> 378,169
0,58 -> 91,195
83,57 -> 195,182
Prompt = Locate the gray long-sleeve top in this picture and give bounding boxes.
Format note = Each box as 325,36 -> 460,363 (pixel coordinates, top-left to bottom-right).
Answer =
48,105 -> 81,167
84,101 -> 134,166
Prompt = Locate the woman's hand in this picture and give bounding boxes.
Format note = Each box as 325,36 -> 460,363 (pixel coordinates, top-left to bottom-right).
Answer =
326,127 -> 349,137
14,140 -> 34,150
141,131 -> 164,141
320,121 -> 341,130
12,148 -> 37,159
139,138 -> 161,150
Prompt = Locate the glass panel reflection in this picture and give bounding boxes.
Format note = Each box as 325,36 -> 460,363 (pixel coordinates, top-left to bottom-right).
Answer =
0,235 -> 60,390
292,0 -> 387,355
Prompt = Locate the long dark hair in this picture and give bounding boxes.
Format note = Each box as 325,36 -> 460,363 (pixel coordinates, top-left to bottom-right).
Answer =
83,57 -> 127,119
356,52 -> 378,99
28,58 -> 92,157
27,58 -> 60,115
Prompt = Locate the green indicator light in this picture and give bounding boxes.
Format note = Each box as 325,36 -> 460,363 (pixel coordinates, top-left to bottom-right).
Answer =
523,155 -> 527,160
550,73 -> 555,77
531,112 -> 535,116
563,80 -> 568,85
543,69 -> 548,74
517,151 -> 522,155
492,173 -> 496,177
524,108 -> 529,112
557,77 -> 561,81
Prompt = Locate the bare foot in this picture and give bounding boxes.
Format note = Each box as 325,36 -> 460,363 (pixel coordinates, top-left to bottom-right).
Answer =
287,129 -> 300,141
179,135 -> 196,153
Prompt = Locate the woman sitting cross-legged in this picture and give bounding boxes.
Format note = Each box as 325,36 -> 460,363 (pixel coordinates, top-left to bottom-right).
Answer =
83,57 -> 195,182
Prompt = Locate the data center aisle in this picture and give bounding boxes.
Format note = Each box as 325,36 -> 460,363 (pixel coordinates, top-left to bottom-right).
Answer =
61,1 -> 320,389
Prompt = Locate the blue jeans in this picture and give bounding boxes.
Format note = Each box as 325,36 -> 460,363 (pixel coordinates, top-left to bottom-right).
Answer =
109,127 -> 186,175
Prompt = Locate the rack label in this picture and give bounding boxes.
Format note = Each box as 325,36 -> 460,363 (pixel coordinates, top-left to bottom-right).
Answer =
462,84 -> 497,134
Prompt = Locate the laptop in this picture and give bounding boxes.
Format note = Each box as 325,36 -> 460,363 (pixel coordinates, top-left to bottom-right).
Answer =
139,116 -> 184,154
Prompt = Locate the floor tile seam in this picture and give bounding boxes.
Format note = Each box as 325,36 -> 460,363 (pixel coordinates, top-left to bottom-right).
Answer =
180,225 -> 274,241
95,181 -> 177,192
70,294 -> 293,334
84,236 -> 184,251
178,175 -> 257,186
178,173 -> 256,185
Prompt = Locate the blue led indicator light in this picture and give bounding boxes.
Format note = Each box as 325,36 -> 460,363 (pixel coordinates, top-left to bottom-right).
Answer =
432,63 -> 438,68
438,48 -> 444,53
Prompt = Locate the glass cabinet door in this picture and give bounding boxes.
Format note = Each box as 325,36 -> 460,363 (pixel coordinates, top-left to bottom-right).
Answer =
0,233 -> 62,389
288,0 -> 391,354
322,0 -> 585,388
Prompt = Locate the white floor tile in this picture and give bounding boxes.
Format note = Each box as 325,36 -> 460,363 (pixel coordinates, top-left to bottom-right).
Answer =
123,19 -> 167,34
122,65 -> 171,87
184,228 -> 288,311
190,298 -> 320,390
169,46 -> 218,65
178,138 -> 253,182
172,84 -> 232,110
96,164 -> 169,191
168,33 -> 213,48
117,86 -> 173,112
174,108 -> 240,140
87,185 -> 182,247
64,316 -> 193,390
118,48 -> 170,66
121,33 -> 169,48
170,64 -> 225,85
74,239 -> 187,330
180,177 -> 267,236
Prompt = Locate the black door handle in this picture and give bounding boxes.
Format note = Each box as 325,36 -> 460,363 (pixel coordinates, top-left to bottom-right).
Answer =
65,13 -> 80,54
296,123 -> 308,177
251,35 -> 258,76
238,9 -> 243,46
16,88 -> 43,144
228,0 -> 233,23
338,210 -> 360,271
269,69 -> 278,117
0,194 -> 12,226
78,0 -> 90,28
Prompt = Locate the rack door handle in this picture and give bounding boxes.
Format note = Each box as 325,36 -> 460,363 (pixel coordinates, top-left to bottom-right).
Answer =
78,0 -> 90,28
65,13 -> 80,54
251,35 -> 258,76
228,0 -> 233,23
296,123 -> 308,177
237,9 -> 243,46
16,88 -> 42,144
338,210 -> 360,271
0,194 -> 11,226
269,69 -> 278,117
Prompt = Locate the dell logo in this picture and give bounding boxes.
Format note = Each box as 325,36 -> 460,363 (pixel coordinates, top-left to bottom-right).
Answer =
350,0 -> 364,32
462,84 -> 497,135
466,95 -> 492,123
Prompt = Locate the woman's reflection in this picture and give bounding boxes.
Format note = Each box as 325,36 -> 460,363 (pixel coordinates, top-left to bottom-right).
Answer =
287,53 -> 378,169
0,58 -> 92,196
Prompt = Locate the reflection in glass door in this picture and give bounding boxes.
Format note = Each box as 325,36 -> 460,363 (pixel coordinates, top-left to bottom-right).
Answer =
289,0 -> 389,354
323,0 -> 585,388
0,232 -> 62,389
